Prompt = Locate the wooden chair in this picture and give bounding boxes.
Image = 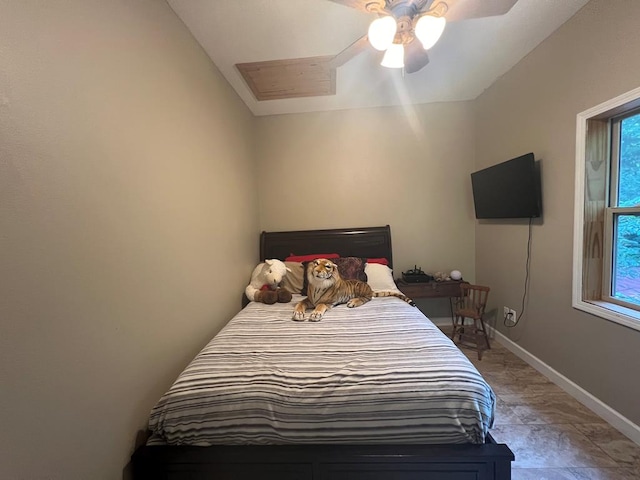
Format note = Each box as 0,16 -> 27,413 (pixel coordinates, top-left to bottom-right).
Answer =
451,284 -> 491,360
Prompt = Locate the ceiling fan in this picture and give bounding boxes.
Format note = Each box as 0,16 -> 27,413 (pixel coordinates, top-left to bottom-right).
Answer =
236,0 -> 519,102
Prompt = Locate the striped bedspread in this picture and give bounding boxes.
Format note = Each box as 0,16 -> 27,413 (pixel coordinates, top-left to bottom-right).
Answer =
147,295 -> 495,446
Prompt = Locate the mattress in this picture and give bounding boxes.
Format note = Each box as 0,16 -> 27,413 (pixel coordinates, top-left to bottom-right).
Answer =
147,295 -> 495,446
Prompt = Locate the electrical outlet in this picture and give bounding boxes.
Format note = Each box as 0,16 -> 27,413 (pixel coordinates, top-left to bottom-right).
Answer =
504,307 -> 517,321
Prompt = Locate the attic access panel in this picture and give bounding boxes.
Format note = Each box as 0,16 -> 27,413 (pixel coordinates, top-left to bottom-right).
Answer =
236,56 -> 336,101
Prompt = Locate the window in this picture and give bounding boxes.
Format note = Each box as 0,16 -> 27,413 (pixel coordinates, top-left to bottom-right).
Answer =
604,112 -> 640,309
574,86 -> 640,331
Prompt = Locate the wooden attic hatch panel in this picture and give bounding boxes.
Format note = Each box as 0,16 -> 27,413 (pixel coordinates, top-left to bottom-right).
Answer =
236,56 -> 336,101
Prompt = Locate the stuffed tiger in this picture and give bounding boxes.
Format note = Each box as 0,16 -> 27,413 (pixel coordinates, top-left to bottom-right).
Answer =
292,258 -> 416,321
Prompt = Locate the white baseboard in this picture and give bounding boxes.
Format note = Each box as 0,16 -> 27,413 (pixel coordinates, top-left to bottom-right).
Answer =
488,326 -> 640,446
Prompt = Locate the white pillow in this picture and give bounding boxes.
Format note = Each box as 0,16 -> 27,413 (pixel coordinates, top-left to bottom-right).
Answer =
365,263 -> 401,292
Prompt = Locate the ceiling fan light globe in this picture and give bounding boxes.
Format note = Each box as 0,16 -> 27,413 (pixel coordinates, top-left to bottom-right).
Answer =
380,43 -> 404,68
415,15 -> 446,50
368,16 -> 397,51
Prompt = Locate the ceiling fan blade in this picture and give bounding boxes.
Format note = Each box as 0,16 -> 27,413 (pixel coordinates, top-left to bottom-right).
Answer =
326,0 -> 385,13
329,35 -> 369,69
404,40 -> 430,74
442,0 -> 519,22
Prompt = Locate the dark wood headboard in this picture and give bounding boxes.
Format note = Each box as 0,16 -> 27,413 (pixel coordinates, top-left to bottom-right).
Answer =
260,225 -> 393,269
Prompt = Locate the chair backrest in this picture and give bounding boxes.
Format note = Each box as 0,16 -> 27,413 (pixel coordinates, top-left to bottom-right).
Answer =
457,284 -> 490,317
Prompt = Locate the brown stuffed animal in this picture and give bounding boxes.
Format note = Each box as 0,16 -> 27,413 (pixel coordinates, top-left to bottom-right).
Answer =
254,285 -> 293,305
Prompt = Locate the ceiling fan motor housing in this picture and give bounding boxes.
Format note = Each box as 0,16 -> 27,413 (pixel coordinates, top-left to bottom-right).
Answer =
395,16 -> 415,44
385,0 -> 433,18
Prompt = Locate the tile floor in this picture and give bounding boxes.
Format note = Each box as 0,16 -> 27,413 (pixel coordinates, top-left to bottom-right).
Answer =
446,328 -> 640,480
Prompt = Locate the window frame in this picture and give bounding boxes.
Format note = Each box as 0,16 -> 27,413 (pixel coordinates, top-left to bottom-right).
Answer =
603,207 -> 640,309
574,86 -> 640,332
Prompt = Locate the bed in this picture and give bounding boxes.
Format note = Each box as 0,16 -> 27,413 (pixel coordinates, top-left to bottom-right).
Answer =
132,225 -> 514,479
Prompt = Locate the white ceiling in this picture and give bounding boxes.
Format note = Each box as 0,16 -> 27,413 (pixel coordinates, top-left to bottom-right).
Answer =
167,0 -> 589,116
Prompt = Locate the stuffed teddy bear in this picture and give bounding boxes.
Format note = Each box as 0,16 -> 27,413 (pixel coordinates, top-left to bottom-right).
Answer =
245,259 -> 293,304
432,271 -> 452,282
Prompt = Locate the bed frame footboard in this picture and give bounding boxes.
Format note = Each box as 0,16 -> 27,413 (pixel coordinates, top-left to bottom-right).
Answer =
132,434 -> 514,480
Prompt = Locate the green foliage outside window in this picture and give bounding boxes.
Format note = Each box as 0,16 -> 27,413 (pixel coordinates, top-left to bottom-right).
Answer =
614,114 -> 640,303
619,115 -> 640,207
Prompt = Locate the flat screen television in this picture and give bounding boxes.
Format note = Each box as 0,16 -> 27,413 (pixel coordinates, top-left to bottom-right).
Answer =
471,153 -> 542,219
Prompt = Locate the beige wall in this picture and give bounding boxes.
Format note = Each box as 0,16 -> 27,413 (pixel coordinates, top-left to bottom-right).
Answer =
474,0 -> 640,426
0,1 -> 257,478
255,102 -> 477,286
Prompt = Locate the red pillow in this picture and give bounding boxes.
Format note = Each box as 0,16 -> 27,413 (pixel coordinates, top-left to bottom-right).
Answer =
367,258 -> 389,266
285,253 -> 340,262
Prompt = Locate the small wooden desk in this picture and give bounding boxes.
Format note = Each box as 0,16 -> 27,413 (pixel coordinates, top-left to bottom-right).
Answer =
395,279 -> 468,321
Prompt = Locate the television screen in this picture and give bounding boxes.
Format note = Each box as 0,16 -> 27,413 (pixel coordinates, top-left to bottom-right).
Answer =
471,153 -> 542,219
